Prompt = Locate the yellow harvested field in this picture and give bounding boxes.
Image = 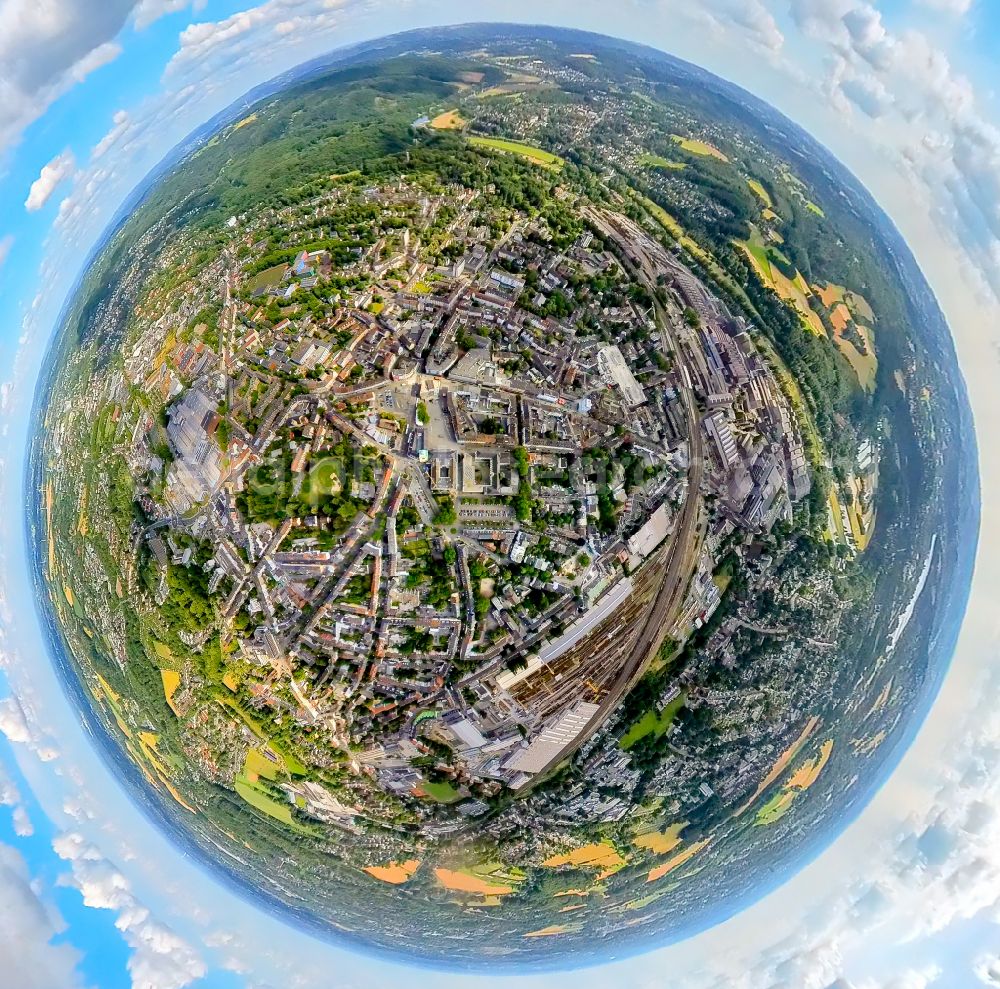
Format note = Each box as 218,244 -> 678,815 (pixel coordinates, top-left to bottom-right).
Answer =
46,482 -> 55,573
852,731 -> 887,756
161,669 -> 182,716
762,208 -> 779,222
97,674 -> 121,706
634,822 -> 686,855
846,478 -> 875,552
430,109 -> 466,130
743,243 -> 826,337
671,134 -> 729,162
814,281 -> 846,308
828,486 -> 847,545
233,113 -> 258,131
434,868 -> 514,896
77,485 -> 88,536
832,320 -> 878,392
63,585 -> 75,607
867,678 -> 893,718
364,860 -> 420,884
747,179 -> 772,207
646,839 -> 711,883
735,716 -> 821,816
787,739 -> 834,790
847,290 -> 876,323
524,925 -> 571,938
773,269 -> 826,337
543,842 -> 626,878
830,303 -> 851,334
139,732 -> 159,749
163,779 -> 197,814
222,671 -> 239,692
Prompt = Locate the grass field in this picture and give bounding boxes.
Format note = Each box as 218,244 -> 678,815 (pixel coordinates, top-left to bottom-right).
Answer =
639,153 -> 686,171
308,459 -> 342,496
469,136 -> 564,170
739,228 -> 826,337
235,774 -> 310,832
152,640 -> 173,660
670,134 -> 729,162
621,691 -> 686,749
755,790 -> 796,826
421,779 -> 462,803
244,747 -> 281,782
806,200 -> 825,217
245,263 -> 288,296
217,695 -> 309,775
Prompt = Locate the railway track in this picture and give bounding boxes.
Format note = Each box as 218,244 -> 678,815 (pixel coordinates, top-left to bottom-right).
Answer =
526,209 -> 707,781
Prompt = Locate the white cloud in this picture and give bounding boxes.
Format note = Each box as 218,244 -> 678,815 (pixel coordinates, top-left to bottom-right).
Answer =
25,150 -> 76,211
975,953 -> 1000,986
11,804 -> 33,838
0,235 -> 12,269
132,0 -> 206,30
0,760 -> 33,837
0,695 -> 59,762
50,0 -> 383,254
0,842 -> 80,988
787,0 -> 1000,299
54,832 -> 207,989
0,696 -> 36,746
0,0 -> 134,156
917,0 -> 973,15
687,0 -> 785,55
92,110 -> 132,160
165,0 -> 378,78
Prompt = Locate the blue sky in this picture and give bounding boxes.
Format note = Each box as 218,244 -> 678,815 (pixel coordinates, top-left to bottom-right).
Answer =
3,2 -> 1000,988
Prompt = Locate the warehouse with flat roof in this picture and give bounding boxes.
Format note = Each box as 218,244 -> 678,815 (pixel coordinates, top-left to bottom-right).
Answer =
504,702 -> 602,775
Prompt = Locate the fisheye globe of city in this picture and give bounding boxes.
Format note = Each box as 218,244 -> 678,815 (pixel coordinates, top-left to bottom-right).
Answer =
31,25 -> 975,970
